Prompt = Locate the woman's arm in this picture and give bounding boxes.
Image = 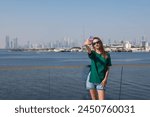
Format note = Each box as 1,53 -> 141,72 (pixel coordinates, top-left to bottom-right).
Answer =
84,39 -> 92,54
101,67 -> 110,87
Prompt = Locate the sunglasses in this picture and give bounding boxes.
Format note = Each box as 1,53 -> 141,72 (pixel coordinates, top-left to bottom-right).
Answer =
92,41 -> 100,45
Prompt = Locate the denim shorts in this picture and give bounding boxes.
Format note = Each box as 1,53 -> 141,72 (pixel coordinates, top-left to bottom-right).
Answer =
86,72 -> 105,90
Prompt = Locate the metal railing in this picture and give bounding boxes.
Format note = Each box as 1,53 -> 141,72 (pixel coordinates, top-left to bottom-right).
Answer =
0,64 -> 150,100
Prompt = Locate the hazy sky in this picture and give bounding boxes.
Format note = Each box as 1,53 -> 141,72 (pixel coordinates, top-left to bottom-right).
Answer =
0,0 -> 150,48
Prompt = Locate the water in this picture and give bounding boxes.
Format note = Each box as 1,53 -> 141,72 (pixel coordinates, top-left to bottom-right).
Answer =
0,49 -> 150,100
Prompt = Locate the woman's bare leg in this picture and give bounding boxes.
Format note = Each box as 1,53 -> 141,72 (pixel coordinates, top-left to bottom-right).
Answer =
89,89 -> 97,100
97,90 -> 105,100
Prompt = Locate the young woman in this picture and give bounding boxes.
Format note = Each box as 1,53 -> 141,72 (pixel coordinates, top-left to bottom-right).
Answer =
84,37 -> 112,100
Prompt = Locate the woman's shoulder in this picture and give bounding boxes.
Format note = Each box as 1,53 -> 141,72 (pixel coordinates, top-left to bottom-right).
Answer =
105,52 -> 111,59
91,50 -> 96,54
106,52 -> 111,56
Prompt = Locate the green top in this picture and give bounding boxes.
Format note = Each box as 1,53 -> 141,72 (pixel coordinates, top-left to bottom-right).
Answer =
88,51 -> 112,83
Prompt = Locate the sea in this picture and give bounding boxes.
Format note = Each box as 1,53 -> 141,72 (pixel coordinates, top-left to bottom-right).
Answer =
0,49 -> 150,100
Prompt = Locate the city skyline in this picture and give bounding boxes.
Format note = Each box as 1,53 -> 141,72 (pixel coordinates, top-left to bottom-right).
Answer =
4,35 -> 80,49
1,0 -> 150,48
4,34 -> 149,49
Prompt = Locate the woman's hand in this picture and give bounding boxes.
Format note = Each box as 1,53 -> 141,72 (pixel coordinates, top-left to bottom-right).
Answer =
101,79 -> 107,87
84,39 -> 92,46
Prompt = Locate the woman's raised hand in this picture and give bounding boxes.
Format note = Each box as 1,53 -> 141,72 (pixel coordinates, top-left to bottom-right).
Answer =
84,39 -> 92,46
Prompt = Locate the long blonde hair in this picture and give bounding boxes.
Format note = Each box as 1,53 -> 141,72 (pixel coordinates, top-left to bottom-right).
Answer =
92,37 -> 107,59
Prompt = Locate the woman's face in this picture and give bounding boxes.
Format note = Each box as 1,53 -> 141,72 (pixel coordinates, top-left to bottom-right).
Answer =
92,39 -> 101,49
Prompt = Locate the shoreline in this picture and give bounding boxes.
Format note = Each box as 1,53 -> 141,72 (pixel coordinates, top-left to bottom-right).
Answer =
0,48 -> 150,52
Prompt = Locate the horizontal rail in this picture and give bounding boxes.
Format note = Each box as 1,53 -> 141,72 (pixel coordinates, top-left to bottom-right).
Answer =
0,65 -> 85,71
0,64 -> 150,70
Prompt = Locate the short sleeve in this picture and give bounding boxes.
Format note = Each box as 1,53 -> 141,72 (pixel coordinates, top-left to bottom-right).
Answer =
107,53 -> 112,66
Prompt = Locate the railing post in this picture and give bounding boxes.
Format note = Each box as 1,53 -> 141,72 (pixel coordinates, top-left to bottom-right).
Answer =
119,66 -> 123,100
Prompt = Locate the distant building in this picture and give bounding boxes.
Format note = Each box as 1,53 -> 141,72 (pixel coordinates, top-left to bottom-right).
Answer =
141,40 -> 149,50
5,36 -> 19,49
10,40 -> 13,49
5,36 -> 10,49
141,40 -> 148,47
123,41 -> 131,49
70,47 -> 82,52
26,41 -> 30,49
13,38 -> 18,49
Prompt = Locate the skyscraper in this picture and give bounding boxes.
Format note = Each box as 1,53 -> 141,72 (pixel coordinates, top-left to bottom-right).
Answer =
5,36 -> 10,49
13,38 -> 18,49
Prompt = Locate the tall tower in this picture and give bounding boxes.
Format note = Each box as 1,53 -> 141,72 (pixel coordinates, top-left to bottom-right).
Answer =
142,36 -> 145,41
13,38 -> 18,49
5,36 -> 10,49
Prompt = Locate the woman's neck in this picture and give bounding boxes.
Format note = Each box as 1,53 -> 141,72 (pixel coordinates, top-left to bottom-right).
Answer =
95,49 -> 102,54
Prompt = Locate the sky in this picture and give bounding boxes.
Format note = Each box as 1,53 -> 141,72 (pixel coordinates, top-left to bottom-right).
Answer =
0,0 -> 150,48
